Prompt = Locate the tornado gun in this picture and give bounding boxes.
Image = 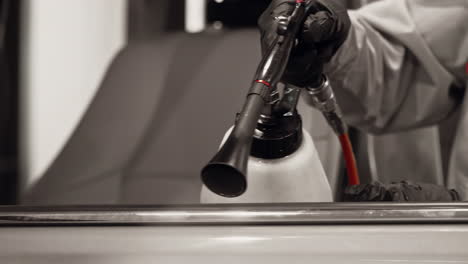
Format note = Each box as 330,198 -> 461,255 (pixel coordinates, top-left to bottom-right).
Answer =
201,0 -> 359,198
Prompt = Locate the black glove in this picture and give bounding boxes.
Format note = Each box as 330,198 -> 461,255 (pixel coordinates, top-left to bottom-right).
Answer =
258,0 -> 351,87
344,181 -> 460,202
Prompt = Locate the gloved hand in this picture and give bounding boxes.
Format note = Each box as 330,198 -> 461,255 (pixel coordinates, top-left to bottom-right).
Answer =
344,181 -> 460,202
258,0 -> 351,87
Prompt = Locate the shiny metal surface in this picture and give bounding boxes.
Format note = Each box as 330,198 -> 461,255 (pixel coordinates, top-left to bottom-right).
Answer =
1,203 -> 468,225
2,225 -> 468,264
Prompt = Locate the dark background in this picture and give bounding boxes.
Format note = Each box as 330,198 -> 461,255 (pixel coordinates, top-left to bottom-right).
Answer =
0,0 -> 19,204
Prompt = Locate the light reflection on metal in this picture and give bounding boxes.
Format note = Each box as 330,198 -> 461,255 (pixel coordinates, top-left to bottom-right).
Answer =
214,236 -> 271,243
0,203 -> 467,225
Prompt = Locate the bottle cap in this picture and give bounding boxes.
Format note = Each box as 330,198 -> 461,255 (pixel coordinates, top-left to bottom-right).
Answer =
250,113 -> 303,159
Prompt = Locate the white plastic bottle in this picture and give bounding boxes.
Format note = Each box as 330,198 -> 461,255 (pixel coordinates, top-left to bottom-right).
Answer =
201,115 -> 333,203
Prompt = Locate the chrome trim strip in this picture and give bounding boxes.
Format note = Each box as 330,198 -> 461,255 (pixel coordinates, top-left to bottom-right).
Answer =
0,203 -> 468,225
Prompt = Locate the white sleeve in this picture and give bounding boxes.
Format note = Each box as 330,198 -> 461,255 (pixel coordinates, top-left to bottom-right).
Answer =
325,0 -> 468,134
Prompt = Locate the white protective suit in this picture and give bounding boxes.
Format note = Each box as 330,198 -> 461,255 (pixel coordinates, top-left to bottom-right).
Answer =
325,0 -> 468,198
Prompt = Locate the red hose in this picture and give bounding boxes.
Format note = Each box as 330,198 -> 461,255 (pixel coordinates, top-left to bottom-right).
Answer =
338,133 -> 360,186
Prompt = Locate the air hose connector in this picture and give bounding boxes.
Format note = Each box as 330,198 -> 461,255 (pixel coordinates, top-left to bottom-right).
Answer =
304,75 -> 347,135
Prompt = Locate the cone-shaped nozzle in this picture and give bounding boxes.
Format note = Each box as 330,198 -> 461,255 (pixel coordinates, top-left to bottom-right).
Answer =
201,89 -> 267,198
201,132 -> 250,197
201,164 -> 246,198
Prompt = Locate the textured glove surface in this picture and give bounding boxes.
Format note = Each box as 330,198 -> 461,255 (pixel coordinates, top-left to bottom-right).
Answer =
344,181 -> 460,202
258,0 -> 350,87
